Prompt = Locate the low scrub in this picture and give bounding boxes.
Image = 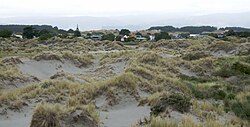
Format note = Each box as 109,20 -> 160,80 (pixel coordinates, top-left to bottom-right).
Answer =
138,52 -> 163,65
231,100 -> 250,122
182,52 -> 211,61
30,102 -> 62,127
62,51 -> 93,67
30,102 -> 99,127
151,93 -> 191,115
232,61 -> 250,75
146,116 -> 235,127
107,72 -> 138,91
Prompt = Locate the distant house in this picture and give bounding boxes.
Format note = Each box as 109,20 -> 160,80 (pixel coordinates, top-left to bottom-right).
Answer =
90,35 -> 102,40
149,35 -> 155,41
189,34 -> 208,38
121,35 -> 129,42
202,30 -> 226,38
13,34 -> 23,39
135,35 -> 147,41
169,33 -> 183,39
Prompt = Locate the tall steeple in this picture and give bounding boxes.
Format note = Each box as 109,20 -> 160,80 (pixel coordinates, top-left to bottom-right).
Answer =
76,24 -> 79,31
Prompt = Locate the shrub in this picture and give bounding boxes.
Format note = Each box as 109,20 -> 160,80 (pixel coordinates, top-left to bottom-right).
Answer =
0,29 -> 13,38
231,100 -> 250,122
30,102 -> 62,127
138,52 -> 162,65
214,63 -> 235,78
211,89 -> 227,100
62,51 -> 93,67
149,117 -> 177,127
151,93 -> 191,115
232,62 -> 250,75
182,52 -> 211,61
108,72 -> 138,91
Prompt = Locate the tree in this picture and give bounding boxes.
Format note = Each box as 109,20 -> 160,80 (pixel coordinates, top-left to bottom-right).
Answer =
154,32 -> 171,41
102,33 -> 115,41
115,35 -> 122,41
67,29 -> 74,33
135,32 -> 142,36
0,29 -> 13,38
74,30 -> 81,37
38,29 -> 53,41
225,30 -> 235,36
119,29 -> 131,36
125,36 -> 136,42
23,26 -> 36,39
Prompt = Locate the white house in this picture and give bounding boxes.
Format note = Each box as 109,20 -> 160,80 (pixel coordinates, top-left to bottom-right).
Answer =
121,35 -> 129,42
189,34 -> 208,38
13,34 -> 23,39
149,35 -> 155,41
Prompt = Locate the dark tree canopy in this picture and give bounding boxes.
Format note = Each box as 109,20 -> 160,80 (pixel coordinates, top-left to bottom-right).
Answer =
135,32 -> 142,36
74,30 -> 81,37
119,29 -> 131,36
220,27 -> 250,32
38,29 -> 53,41
68,29 -> 75,33
0,29 -> 13,38
149,26 -> 217,34
102,33 -> 115,41
0,25 -> 59,34
154,32 -> 171,41
23,26 -> 37,39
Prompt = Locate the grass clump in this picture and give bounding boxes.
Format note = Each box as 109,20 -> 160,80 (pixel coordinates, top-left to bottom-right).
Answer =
31,102 -> 99,127
30,102 -> 63,127
229,93 -> 250,122
62,51 -> 93,67
138,52 -> 163,65
146,116 -> 235,127
151,93 -> 191,115
182,51 -> 211,61
232,61 -> 250,75
148,117 -> 177,127
33,52 -> 61,61
107,72 -> 138,91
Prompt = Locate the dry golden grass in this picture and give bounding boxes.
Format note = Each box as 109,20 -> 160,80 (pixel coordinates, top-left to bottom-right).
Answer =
144,115 -> 237,127
192,100 -> 224,117
30,102 -> 63,127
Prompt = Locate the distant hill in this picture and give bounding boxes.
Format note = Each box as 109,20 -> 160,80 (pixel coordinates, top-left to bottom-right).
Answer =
0,12 -> 250,31
219,27 -> 250,32
148,26 -> 217,34
0,25 -> 64,34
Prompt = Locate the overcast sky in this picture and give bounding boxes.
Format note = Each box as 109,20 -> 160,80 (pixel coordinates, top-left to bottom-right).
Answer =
1,0 -> 250,17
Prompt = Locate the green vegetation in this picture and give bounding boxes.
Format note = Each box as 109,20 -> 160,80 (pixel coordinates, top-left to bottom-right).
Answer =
102,33 -> 115,41
23,26 -> 37,39
0,34 -> 250,126
119,29 -> 131,35
0,29 -> 13,38
154,32 -> 171,41
151,93 -> 191,115
149,26 -> 217,34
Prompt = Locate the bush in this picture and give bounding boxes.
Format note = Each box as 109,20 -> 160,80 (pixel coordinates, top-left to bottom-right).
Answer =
0,29 -> 13,38
154,32 -> 171,41
231,99 -> 250,122
102,33 -> 115,41
211,89 -> 227,100
138,53 -> 162,65
108,72 -> 138,90
151,93 -> 191,115
182,52 -> 211,61
214,63 -> 236,78
30,103 -> 62,127
232,62 -> 250,75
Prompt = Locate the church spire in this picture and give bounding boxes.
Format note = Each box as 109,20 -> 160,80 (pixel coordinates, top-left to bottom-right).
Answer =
76,24 -> 79,31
